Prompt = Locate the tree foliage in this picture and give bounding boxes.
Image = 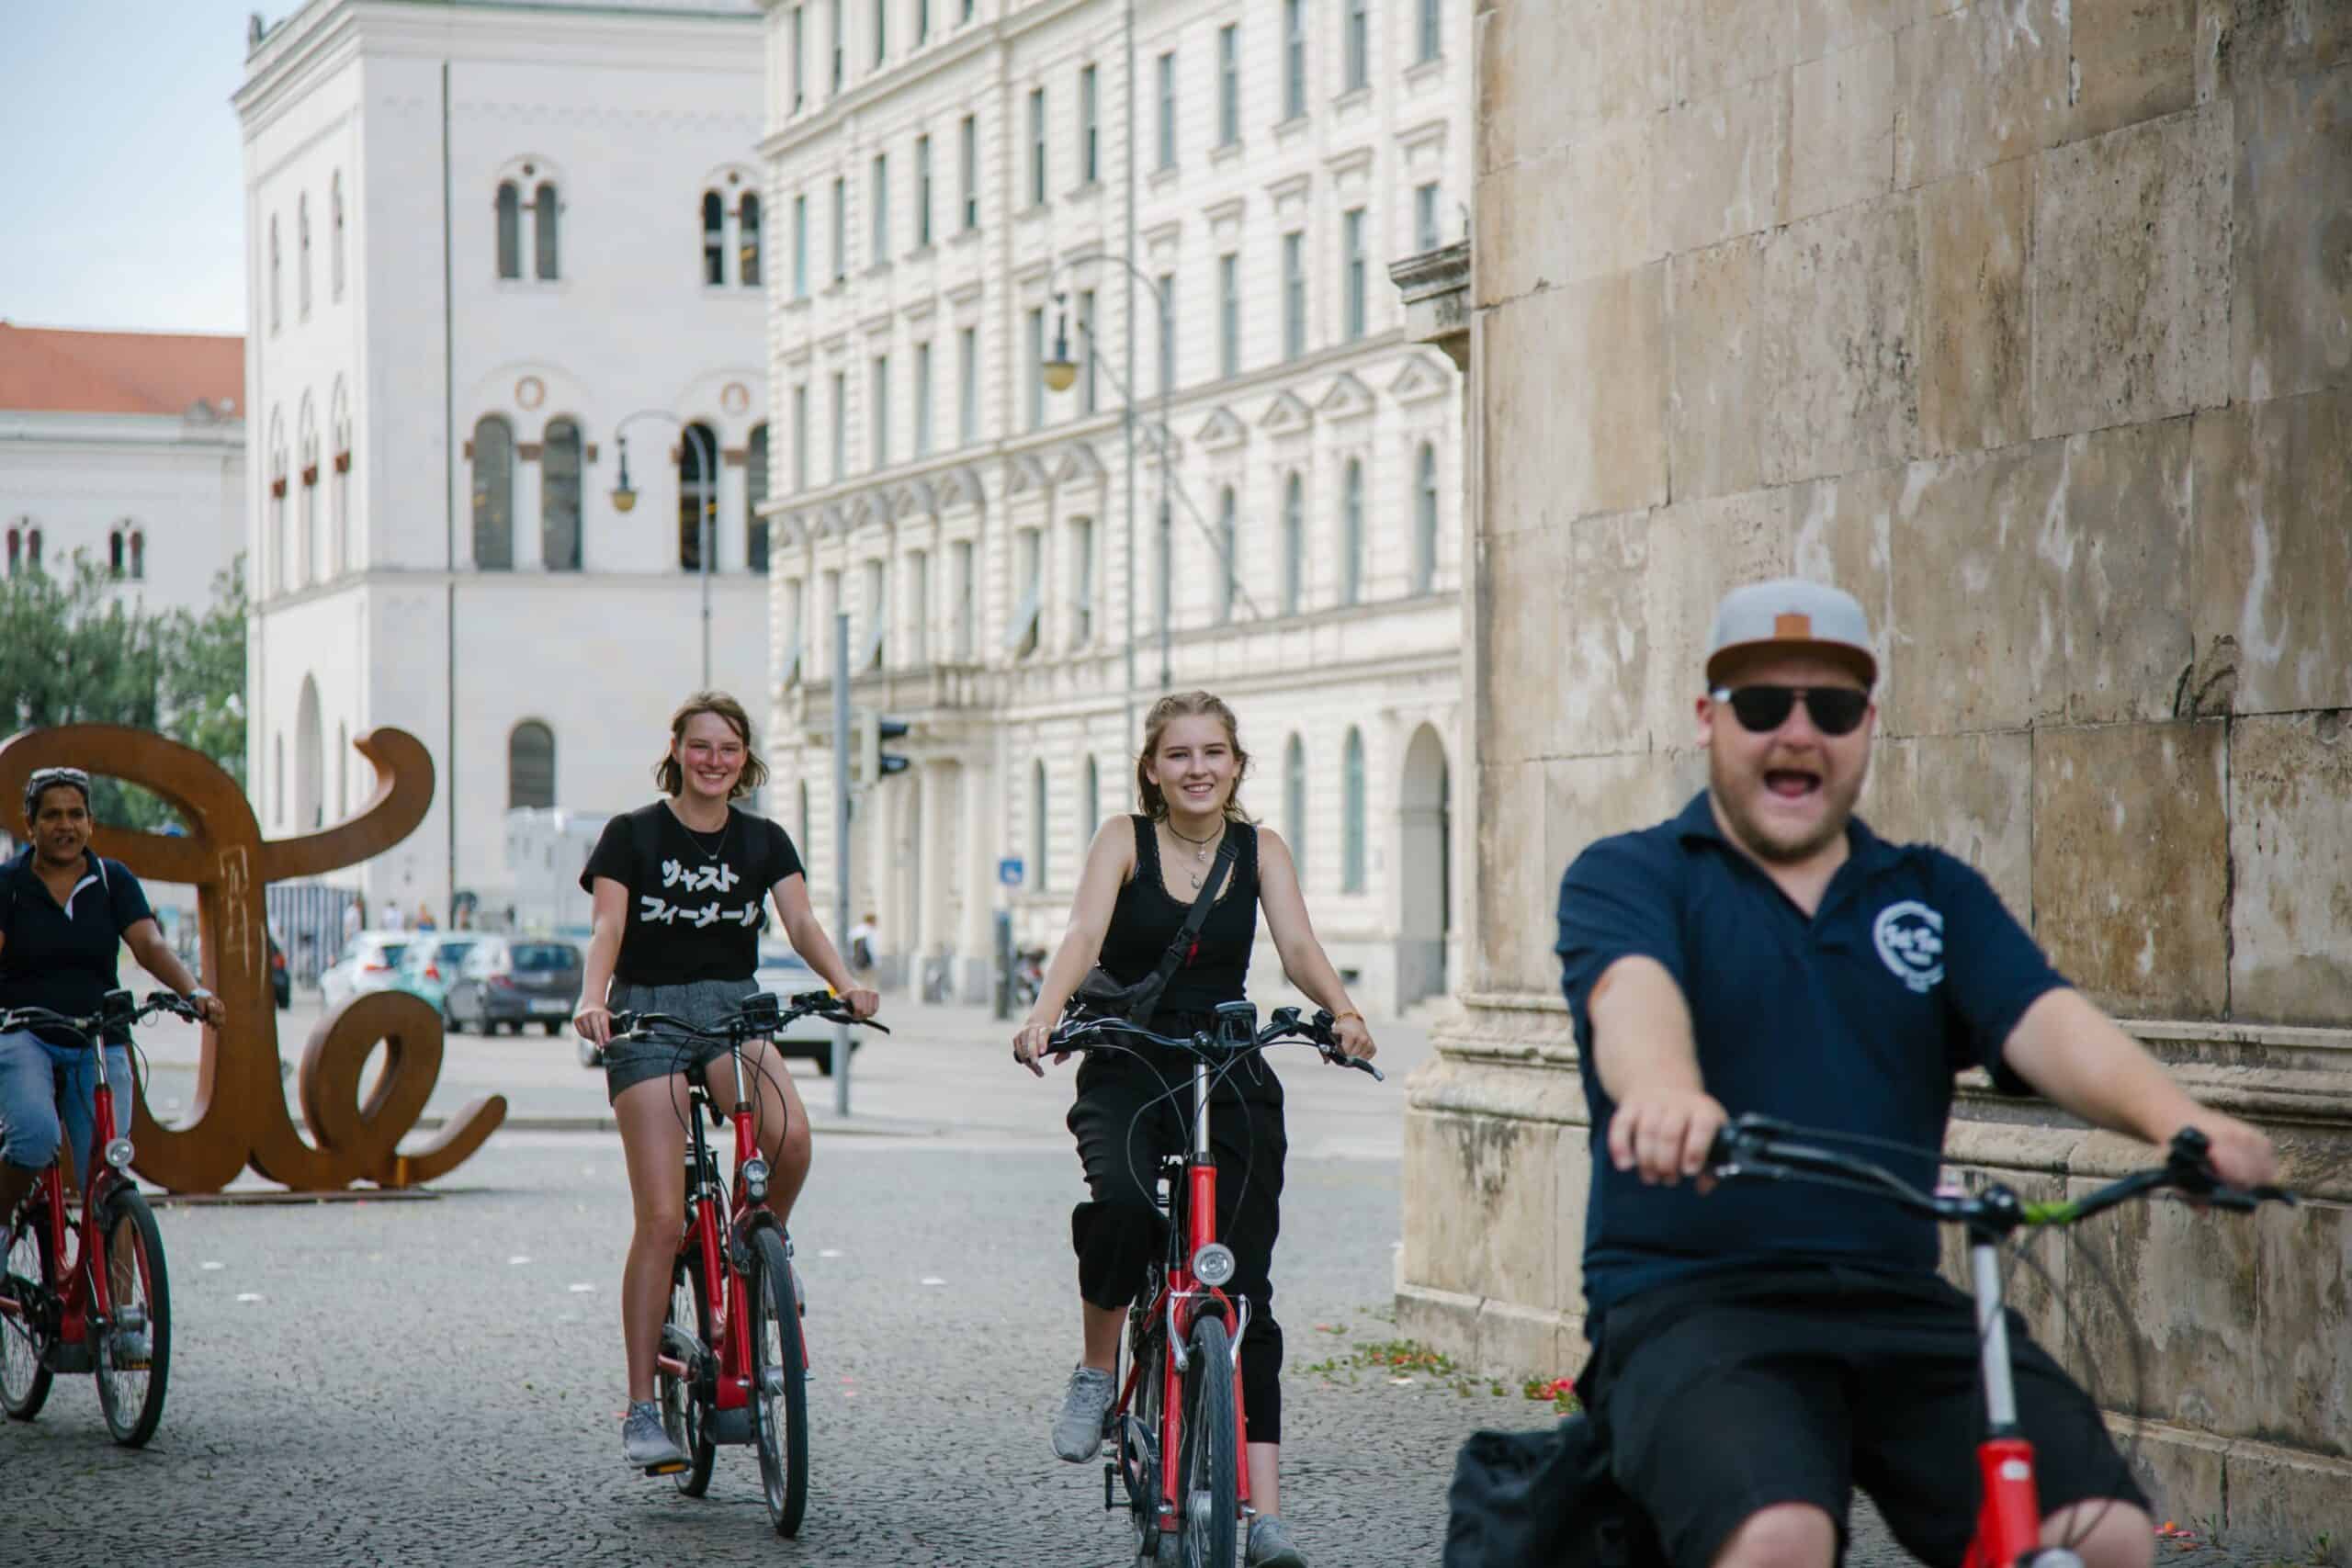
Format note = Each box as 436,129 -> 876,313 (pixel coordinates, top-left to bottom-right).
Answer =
0,552 -> 248,832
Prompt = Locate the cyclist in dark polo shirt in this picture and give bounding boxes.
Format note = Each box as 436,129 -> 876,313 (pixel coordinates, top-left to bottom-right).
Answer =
1555,579 -> 2278,1568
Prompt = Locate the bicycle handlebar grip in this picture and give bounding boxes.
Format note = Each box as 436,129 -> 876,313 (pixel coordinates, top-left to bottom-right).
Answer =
607,1010 -> 641,1033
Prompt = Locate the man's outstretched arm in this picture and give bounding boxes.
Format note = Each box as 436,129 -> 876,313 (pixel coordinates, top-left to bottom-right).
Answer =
1588,955 -> 1724,1188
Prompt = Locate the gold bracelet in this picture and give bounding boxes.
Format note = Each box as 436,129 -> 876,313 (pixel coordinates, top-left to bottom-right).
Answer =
1334,1010 -> 1363,1024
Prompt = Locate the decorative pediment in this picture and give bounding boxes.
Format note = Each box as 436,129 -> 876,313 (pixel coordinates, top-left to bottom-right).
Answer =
1260,389 -> 1314,437
1051,441 -> 1106,487
1317,370 -> 1376,422
890,479 -> 936,519
1389,353 -> 1453,405
1005,452 -> 1051,496
1194,405 -> 1249,452
845,494 -> 880,533
775,511 -> 808,547
938,465 -> 987,513
815,503 -> 848,538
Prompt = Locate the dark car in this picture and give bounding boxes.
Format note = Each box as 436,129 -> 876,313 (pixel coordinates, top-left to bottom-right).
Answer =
445,936 -> 583,1037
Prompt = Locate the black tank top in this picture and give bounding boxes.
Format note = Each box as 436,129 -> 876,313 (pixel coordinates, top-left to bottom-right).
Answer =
1098,815 -> 1259,1018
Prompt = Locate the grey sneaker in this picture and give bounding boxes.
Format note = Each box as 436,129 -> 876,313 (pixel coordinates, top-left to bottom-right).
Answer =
1051,1364 -> 1116,1461
622,1400 -> 688,1472
108,1328 -> 152,1370
1248,1515 -> 1309,1568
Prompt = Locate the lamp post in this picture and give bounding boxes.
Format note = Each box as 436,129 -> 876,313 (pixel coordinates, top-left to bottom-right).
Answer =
610,412 -> 719,688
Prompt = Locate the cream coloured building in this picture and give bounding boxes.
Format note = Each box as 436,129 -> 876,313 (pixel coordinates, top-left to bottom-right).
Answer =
756,0 -> 1471,1010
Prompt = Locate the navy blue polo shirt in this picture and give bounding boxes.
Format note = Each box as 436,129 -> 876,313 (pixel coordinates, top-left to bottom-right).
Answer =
0,846 -> 155,1047
1555,791 -> 2064,1320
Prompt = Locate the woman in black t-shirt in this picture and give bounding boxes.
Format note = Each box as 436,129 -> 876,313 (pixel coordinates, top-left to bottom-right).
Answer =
572,693 -> 876,1474
1010,691 -> 1375,1568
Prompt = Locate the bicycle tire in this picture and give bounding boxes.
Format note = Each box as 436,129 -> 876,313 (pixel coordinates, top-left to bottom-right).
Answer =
93,1187 -> 170,1447
1121,1320 -> 1170,1566
661,1256 -> 718,1495
1177,1314 -> 1239,1568
746,1226 -> 809,1537
0,1204 -> 55,1421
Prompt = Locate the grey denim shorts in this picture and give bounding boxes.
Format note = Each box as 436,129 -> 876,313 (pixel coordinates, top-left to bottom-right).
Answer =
602,976 -> 763,1104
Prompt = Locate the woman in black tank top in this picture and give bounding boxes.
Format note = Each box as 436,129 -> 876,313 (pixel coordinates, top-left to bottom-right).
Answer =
1012,692 -> 1375,1568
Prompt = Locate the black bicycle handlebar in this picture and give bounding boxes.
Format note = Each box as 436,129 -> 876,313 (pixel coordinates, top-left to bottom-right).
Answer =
608,989 -> 890,1044
1047,1006 -> 1385,1082
1704,1113 -> 2294,1236
0,988 -> 202,1043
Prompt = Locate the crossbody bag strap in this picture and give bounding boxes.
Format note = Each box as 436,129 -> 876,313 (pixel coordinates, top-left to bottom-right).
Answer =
1148,828 -> 1241,984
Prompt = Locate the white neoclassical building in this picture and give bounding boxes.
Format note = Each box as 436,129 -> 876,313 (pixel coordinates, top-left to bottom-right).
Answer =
238,0 -> 780,921
757,0 -> 1470,1011
0,323 -> 245,617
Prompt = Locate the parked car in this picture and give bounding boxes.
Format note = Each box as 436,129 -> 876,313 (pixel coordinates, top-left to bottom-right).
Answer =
446,936 -> 583,1037
267,930 -> 291,1010
390,936 -> 481,1021
319,931 -> 415,1010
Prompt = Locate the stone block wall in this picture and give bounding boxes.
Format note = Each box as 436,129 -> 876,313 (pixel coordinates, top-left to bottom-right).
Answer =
1407,0 -> 2352,1544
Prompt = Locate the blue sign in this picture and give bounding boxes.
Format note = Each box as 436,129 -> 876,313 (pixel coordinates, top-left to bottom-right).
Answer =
998,857 -> 1024,887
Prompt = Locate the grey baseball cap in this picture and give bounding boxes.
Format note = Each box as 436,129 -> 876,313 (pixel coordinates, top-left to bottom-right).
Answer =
1704,578 -> 1878,687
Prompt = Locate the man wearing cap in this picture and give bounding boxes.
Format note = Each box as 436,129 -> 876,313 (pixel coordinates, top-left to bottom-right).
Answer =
1554,579 -> 2278,1568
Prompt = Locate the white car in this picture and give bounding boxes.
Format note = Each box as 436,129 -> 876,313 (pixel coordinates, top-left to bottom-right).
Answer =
319,931 -> 417,1010
753,943 -> 863,1076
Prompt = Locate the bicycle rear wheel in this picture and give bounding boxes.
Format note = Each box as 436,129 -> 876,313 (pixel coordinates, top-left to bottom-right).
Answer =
93,1187 -> 170,1447
1176,1314 -> 1239,1568
0,1204 -> 55,1421
660,1257 -> 717,1495
746,1226 -> 808,1538
1120,1319 -> 1172,1567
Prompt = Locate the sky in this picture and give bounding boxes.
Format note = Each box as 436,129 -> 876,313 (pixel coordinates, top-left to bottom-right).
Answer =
2,1 -> 273,334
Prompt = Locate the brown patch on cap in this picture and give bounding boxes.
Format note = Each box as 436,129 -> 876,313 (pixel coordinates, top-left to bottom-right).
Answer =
1773,613 -> 1814,639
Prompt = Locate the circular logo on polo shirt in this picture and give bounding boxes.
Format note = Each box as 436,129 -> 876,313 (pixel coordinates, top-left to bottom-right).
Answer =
1872,900 -> 1945,994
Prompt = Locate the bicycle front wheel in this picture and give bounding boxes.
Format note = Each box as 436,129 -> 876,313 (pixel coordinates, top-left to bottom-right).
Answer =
661,1257 -> 717,1495
746,1225 -> 808,1537
93,1188 -> 170,1446
1176,1314 -> 1239,1568
0,1205 -> 55,1421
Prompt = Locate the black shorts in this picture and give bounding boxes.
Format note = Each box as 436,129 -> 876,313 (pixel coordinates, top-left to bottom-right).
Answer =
1589,1265 -> 2149,1568
601,977 -> 760,1103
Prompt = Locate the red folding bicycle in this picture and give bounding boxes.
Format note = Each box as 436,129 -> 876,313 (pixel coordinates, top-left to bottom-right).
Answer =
1704,1114 -> 2296,1568
605,988 -> 886,1539
1046,1000 -> 1384,1568
1,987 -> 198,1447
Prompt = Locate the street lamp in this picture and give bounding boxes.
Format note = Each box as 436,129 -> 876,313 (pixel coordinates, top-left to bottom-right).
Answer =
609,413 -> 720,688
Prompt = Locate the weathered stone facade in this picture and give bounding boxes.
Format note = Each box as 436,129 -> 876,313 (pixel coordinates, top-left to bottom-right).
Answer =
1404,0 -> 2352,1543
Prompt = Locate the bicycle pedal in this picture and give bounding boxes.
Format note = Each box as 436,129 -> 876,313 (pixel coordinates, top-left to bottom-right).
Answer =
641,1459 -> 689,1477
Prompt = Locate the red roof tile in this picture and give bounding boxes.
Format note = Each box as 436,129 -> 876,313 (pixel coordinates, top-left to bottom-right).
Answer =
0,321 -> 244,418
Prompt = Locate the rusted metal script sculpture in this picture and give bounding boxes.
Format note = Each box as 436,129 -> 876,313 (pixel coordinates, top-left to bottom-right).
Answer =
0,725 -> 505,1192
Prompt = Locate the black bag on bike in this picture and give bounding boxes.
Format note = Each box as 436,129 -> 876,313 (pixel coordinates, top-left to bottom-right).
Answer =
1442,1414 -> 1668,1568
1065,827 -> 1242,1031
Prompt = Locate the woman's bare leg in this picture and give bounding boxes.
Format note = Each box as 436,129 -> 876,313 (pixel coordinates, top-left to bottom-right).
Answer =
614,1075 -> 693,1403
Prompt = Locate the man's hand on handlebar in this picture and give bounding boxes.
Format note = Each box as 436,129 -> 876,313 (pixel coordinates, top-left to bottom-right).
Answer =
2174,1111 -> 2278,1192
1609,1086 -> 1729,1190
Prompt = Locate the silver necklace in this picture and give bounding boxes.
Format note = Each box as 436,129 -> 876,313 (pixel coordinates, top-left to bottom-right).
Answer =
1165,819 -> 1224,890
674,805 -> 731,863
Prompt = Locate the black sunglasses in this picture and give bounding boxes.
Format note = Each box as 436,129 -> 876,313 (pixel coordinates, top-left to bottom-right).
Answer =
1710,685 -> 1871,737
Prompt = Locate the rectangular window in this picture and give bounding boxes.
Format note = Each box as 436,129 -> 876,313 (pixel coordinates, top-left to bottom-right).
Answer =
1011,529 -> 1042,658
953,538 -> 975,659
831,176 -> 846,280
1344,0 -> 1369,91
831,369 -> 848,481
1284,0 -> 1306,118
871,152 -> 889,260
915,134 -> 933,247
1218,252 -> 1239,378
1156,51 -> 1177,170
1283,231 -> 1306,359
1078,288 -> 1098,414
870,354 -> 890,469
791,383 -> 809,490
861,558 -> 887,669
1343,208 -> 1366,340
821,569 -> 841,671
959,114 -> 978,230
790,5 -> 806,111
917,0 -> 929,45
783,578 -> 805,681
1157,272 -> 1177,397
1071,516 -> 1095,646
910,548 -> 931,664
1080,63 -> 1099,184
831,0 -> 844,92
872,0 -> 886,64
1217,25 -> 1239,146
959,324 -> 979,444
1415,181 -> 1441,252
1028,87 -> 1046,206
1419,0 -> 1442,62
793,194 -> 808,297
914,341 -> 934,456
1026,306 -> 1046,430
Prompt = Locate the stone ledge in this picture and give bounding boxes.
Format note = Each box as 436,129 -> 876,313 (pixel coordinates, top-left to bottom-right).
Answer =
2115,1416 -> 2352,1543
1396,1280 -> 1582,1381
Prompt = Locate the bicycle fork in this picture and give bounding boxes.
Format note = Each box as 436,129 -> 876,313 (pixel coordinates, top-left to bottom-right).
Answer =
1964,1235 -> 2077,1568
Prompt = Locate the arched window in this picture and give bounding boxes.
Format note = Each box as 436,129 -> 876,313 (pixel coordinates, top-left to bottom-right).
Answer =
1031,760 -> 1049,892
534,182 -> 560,279
1215,486 -> 1238,624
1415,443 -> 1440,593
295,675 -> 323,829
739,192 -> 763,287
336,721 -> 349,818
5,525 -> 17,577
679,422 -> 718,570
471,414 -> 514,570
1340,457 -> 1364,606
495,182 -> 522,279
542,417 -> 582,571
1284,735 -> 1307,882
702,191 -> 726,285
508,720 -> 556,809
331,172 -> 345,299
268,412 -> 288,592
331,381 -> 352,575
797,780 -> 811,850
1080,756 -> 1100,855
25,528 -> 40,574
298,194 -> 312,319
274,733 -> 285,825
746,423 -> 771,572
268,214 -> 282,332
130,529 -> 145,581
300,399 -> 320,583
1282,471 -> 1305,614
1341,727 -> 1366,893
108,527 -> 126,580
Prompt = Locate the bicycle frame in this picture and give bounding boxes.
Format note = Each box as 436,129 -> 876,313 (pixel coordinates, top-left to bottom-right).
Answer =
1962,1235 -> 2043,1568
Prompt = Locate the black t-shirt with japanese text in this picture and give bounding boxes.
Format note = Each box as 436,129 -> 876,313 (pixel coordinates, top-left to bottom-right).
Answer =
579,802 -> 804,987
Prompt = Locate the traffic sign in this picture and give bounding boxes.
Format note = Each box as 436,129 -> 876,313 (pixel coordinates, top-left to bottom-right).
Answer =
998,857 -> 1024,887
